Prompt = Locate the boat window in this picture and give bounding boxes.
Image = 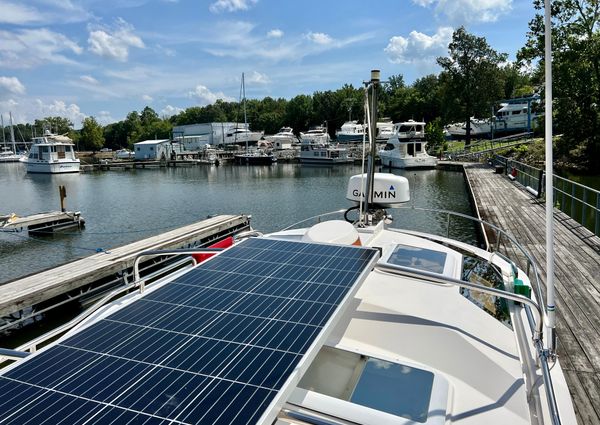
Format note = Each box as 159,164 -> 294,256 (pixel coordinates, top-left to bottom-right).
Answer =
386,245 -> 447,274
407,143 -> 415,156
415,143 -> 422,152
461,254 -> 511,328
299,346 -> 436,423
512,111 -> 520,115
384,143 -> 395,151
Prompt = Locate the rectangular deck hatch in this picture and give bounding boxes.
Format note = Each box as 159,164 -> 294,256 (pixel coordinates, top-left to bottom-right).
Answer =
0,237 -> 378,425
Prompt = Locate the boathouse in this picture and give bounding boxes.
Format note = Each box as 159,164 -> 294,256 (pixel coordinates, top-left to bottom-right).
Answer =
134,140 -> 182,160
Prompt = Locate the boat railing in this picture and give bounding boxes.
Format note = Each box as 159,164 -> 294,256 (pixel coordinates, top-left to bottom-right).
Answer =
0,248 -> 223,362
281,206 -> 560,424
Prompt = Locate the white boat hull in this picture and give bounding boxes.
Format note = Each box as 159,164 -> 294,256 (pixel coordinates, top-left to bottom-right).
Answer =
379,153 -> 437,169
26,160 -> 80,174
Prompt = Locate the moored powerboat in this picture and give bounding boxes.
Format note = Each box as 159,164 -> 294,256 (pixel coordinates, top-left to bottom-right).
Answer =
379,119 -> 438,168
264,127 -> 298,149
24,130 -> 80,174
335,120 -> 365,143
300,125 -> 331,145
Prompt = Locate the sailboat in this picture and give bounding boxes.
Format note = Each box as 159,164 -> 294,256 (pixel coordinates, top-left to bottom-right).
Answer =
234,73 -> 276,165
0,113 -> 24,163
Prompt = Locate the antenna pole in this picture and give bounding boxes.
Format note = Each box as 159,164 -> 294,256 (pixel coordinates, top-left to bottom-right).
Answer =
544,0 -> 556,352
1,115 -> 5,147
364,70 -> 380,217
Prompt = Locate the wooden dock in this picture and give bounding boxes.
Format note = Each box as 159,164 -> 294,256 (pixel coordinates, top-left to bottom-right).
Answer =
0,211 -> 84,233
0,214 -> 250,319
464,162 -> 600,424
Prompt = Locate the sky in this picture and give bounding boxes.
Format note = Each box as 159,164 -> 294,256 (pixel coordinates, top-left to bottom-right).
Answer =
0,0 -> 537,128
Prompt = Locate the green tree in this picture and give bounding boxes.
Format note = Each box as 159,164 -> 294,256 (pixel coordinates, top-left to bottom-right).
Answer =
34,117 -> 73,135
285,95 -> 313,134
437,27 -> 507,145
79,117 -> 104,151
519,0 -> 600,169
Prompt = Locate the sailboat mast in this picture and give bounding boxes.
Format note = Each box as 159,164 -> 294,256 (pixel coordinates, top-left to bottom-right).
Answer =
9,112 -> 16,153
544,0 -> 556,352
242,72 -> 248,153
1,115 -> 5,147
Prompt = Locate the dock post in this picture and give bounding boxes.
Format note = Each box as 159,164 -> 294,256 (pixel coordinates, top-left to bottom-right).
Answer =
59,185 -> 67,212
537,169 -> 544,199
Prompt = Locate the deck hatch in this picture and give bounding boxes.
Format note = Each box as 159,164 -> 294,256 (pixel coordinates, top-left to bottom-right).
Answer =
0,237 -> 378,425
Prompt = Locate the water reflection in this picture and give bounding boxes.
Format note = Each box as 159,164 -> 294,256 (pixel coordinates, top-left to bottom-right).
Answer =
0,163 -> 477,283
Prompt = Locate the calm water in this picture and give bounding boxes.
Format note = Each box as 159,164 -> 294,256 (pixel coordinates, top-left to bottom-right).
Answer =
0,162 -> 477,284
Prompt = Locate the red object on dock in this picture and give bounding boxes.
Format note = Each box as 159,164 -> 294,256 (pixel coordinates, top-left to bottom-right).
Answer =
192,236 -> 234,263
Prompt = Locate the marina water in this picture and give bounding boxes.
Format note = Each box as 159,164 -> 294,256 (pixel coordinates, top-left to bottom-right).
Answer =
0,163 -> 477,284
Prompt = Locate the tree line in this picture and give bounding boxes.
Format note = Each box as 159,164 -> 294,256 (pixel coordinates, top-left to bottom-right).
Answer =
3,9 -> 599,170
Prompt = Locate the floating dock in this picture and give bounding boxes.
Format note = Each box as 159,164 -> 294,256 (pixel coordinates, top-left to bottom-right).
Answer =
0,211 -> 84,233
0,214 -> 250,320
464,162 -> 600,425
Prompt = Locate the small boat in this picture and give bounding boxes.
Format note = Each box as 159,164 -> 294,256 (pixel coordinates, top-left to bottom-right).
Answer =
335,120 -> 365,143
24,130 -> 80,174
232,72 -> 272,166
379,119 -> 438,168
0,148 -> 23,163
300,125 -> 331,145
114,149 -> 134,160
234,148 -> 277,165
264,127 -> 298,149
0,113 -> 25,163
445,117 -> 492,139
299,138 -> 353,165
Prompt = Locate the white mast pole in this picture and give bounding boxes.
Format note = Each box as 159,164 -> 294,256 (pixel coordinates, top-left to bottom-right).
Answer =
544,0 -> 556,352
1,115 -> 5,147
242,72 -> 248,153
9,112 -> 16,153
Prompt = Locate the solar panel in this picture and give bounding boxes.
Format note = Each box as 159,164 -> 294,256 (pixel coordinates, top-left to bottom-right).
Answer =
0,237 -> 378,425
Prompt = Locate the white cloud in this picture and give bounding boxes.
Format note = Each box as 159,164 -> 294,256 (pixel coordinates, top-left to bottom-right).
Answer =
35,99 -> 86,127
88,18 -> 145,62
142,94 -> 153,102
0,76 -> 26,97
161,105 -> 184,117
0,29 -> 82,69
246,71 -> 270,85
267,29 -> 283,38
0,0 -> 90,24
96,110 -> 116,126
209,0 -> 257,13
80,75 -> 99,85
305,32 -> 333,45
385,27 -> 453,64
413,0 -> 512,24
0,1 -> 42,24
188,85 -> 234,105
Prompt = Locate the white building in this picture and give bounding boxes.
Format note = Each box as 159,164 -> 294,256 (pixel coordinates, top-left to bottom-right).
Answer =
134,140 -> 183,160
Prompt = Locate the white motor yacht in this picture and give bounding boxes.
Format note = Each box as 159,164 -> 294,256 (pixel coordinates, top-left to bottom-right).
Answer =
379,120 -> 438,168
376,120 -> 395,141
299,138 -> 352,165
264,127 -> 298,150
300,125 -> 331,145
24,130 -> 80,174
335,120 -> 365,143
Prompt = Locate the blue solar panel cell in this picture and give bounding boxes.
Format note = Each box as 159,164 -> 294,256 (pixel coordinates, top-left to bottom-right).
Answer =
0,238 -> 378,424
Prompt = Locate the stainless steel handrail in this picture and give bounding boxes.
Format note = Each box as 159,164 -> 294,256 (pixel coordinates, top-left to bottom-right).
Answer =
133,248 -> 224,292
375,262 -> 543,340
1,248 -> 224,359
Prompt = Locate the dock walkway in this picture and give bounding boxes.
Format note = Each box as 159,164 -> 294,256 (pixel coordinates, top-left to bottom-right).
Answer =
0,214 -> 249,318
464,162 -> 600,424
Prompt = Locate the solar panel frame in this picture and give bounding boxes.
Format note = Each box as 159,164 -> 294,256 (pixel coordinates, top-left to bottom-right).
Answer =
0,237 -> 379,425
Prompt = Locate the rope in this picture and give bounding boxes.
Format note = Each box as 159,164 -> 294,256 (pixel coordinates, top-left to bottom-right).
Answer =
2,231 -> 111,254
